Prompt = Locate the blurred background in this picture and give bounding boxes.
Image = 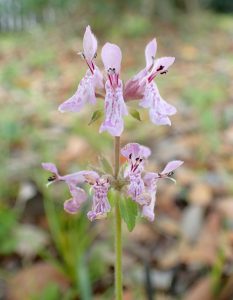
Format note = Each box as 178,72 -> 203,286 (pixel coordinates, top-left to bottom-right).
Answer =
0,0 -> 233,299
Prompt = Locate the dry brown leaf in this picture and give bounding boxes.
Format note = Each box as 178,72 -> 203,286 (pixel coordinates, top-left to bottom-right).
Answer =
180,211 -> 220,265
7,262 -> 70,300
217,198 -> 233,218
183,277 -> 213,300
188,182 -> 213,206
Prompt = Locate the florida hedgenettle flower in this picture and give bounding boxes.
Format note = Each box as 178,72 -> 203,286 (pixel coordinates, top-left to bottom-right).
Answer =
125,39 -> 176,126
58,26 -> 103,113
121,143 -> 151,205
142,160 -> 183,221
42,163 -> 111,221
43,25 -> 183,222
99,43 -> 128,136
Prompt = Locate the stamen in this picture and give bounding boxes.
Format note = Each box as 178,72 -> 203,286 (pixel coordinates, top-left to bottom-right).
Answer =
129,153 -> 132,159
167,171 -> 174,177
48,175 -> 56,182
161,71 -> 167,75
157,65 -> 164,72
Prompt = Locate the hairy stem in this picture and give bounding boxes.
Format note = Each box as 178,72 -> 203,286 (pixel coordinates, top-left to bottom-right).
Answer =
114,136 -> 122,300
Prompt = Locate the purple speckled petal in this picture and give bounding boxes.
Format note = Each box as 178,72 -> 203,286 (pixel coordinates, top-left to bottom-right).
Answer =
140,82 -> 176,126
142,190 -> 157,222
58,71 -> 96,113
87,177 -> 111,221
136,192 -> 151,206
100,79 -> 127,137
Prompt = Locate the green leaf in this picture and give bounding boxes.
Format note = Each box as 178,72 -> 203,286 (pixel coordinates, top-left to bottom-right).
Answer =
99,156 -> 113,175
88,110 -> 103,125
119,197 -> 138,232
130,109 -> 141,121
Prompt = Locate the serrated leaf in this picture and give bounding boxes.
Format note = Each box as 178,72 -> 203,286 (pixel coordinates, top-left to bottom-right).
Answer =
99,157 -> 113,175
119,197 -> 138,232
88,110 -> 103,125
130,109 -> 141,121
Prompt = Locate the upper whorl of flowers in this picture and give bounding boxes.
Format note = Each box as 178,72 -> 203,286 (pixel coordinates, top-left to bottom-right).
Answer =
58,25 -> 176,136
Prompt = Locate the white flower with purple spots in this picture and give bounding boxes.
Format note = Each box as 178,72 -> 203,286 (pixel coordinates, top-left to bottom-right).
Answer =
99,43 -> 128,136
58,26 -> 103,113
141,160 -> 183,221
121,143 -> 151,205
42,163 -> 110,220
125,39 -> 176,126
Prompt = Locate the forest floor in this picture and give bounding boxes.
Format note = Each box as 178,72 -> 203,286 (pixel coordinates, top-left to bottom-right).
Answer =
0,11 -> 233,300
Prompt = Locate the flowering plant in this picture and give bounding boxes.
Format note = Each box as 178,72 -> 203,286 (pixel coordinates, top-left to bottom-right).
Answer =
42,26 -> 183,299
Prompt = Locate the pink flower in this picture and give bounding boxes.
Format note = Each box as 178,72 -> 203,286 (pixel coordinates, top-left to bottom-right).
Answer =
42,163 -> 110,220
125,39 -> 176,126
99,43 -> 128,137
58,26 -> 103,113
141,160 -> 183,221
121,143 -> 151,205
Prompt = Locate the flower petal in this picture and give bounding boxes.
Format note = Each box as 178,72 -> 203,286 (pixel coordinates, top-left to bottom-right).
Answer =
161,160 -> 184,174
87,177 -> 111,221
153,56 -> 175,74
62,170 -> 99,185
142,190 -> 157,222
99,80 -> 127,137
145,38 -> 157,70
58,72 -> 96,113
140,82 -> 176,126
136,192 -> 151,206
149,109 -> 172,126
64,185 -> 87,214
143,172 -> 158,189
124,76 -> 146,101
101,43 -> 122,73
121,143 -> 151,159
42,162 -> 59,175
83,25 -> 97,62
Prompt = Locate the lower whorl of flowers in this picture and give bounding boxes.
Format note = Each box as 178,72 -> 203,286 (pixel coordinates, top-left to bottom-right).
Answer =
42,143 -> 183,222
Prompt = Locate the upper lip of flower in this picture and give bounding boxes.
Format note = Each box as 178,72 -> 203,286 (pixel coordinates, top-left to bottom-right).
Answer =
101,42 -> 122,89
81,25 -> 98,74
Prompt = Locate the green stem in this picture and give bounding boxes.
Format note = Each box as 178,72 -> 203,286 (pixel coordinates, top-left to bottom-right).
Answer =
114,136 -> 122,300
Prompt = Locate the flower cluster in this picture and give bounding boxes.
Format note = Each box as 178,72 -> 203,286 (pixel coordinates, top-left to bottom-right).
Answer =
42,143 -> 183,222
121,143 -> 183,221
42,25 -> 182,223
58,26 -> 176,136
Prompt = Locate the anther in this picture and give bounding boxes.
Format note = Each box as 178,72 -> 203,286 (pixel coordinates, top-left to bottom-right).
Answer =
167,171 -> 174,177
157,65 -> 164,72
